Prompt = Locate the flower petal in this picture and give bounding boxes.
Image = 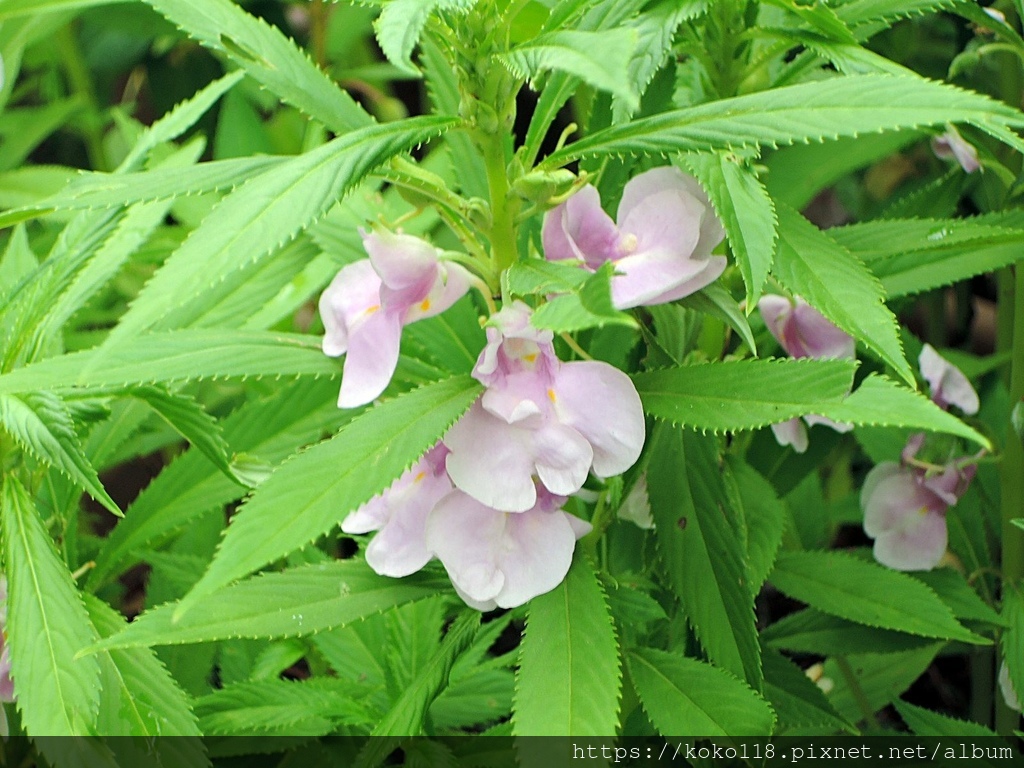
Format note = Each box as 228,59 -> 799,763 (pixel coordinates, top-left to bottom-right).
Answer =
426,490 -> 507,603
771,419 -> 809,453
872,508 -> 947,571
444,402 -> 538,512
919,344 -> 979,414
553,361 -> 645,477
319,260 -> 382,357
493,506 -> 580,608
338,307 -> 403,408
362,229 -> 439,291
533,422 -> 594,497
542,185 -> 619,269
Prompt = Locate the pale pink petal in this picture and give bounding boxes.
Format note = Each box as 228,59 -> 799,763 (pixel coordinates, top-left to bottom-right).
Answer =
921,463 -> 975,506
362,230 -> 438,291
872,508 -> 947,571
610,246 -> 717,309
901,432 -> 927,464
319,260 -> 382,357
862,464 -> 948,571
494,507 -> 580,608
425,491 -> 506,603
803,414 -> 854,433
552,361 -> 645,477
919,344 -> 979,415
473,301 -> 558,388
932,128 -> 980,174
786,302 -> 855,359
402,262 -> 472,324
542,185 -> 620,269
1000,662 -> 1022,713
617,167 -> 725,261
860,462 -> 902,515
757,295 -> 794,351
444,402 -> 538,512
533,422 -> 594,497
771,419 -> 809,453
338,308 -> 403,408
0,640 -> 11,702
643,256 -> 728,306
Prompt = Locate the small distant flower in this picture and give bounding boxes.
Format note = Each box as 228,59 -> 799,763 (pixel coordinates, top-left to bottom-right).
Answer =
919,344 -> 979,414
932,126 -> 980,174
861,445 -> 975,572
341,444 -> 452,578
320,230 -> 471,408
541,167 -> 726,309
425,484 -> 591,610
759,294 -> 855,453
1000,661 -> 1022,713
444,302 -> 645,512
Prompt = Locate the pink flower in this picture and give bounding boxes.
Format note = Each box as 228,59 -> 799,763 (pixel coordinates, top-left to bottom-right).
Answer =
0,578 -> 12,704
759,294 -> 856,453
861,446 -> 975,571
541,167 -> 726,309
341,444 -> 452,578
425,485 -> 591,610
932,126 -> 980,174
319,230 -> 471,408
443,302 -> 645,512
919,344 -> 979,415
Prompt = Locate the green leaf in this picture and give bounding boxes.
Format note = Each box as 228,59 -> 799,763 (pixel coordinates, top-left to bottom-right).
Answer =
648,426 -> 762,688
177,375 -> 481,613
677,284 -> 758,355
894,699 -> 999,737
628,648 -> 775,737
501,29 -> 639,109
0,330 -> 336,395
1013,402 -> 1024,449
84,560 -> 450,651
513,554 -> 621,735
762,648 -> 852,734
195,678 -> 372,736
142,0 -> 371,133
542,75 -> 1024,167
505,259 -> 590,296
683,152 -> 777,306
910,568 -> 1004,626
374,0 -> 473,75
770,550 -> 988,644
632,358 -> 855,434
1001,581 -> 1024,714
831,217 -> 1024,299
532,263 -> 638,333
762,609 -> 936,655
0,0 -> 130,20
84,595 -> 204,739
728,459 -> 786,592
108,115 -> 457,339
773,204 -> 911,385
813,374 -> 990,449
0,392 -> 120,516
1,475 -> 101,735
822,644 -> 942,724
764,0 -> 856,42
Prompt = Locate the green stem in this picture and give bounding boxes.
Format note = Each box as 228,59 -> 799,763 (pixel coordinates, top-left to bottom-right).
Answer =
481,131 -> 518,274
835,656 -> 881,729
57,25 -> 107,172
997,264 -> 1024,735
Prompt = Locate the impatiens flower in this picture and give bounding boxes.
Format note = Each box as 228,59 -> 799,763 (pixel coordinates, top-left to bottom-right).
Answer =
919,344 -> 979,414
541,167 -> 726,309
444,302 -> 645,512
320,230 -> 471,408
341,444 -> 451,578
861,454 -> 975,572
932,126 -> 981,174
759,294 -> 855,453
425,485 -> 591,610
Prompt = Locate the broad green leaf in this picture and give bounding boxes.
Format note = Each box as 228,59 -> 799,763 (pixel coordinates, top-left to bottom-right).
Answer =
822,644 -> 942,724
773,204 -> 911,385
85,595 -> 204,739
142,0 -> 371,133
814,374 -> 989,449
830,218 -> 1024,299
763,0 -> 856,42
505,259 -> 589,296
532,263 -> 638,333
632,358 -> 855,434
88,379 -> 350,589
0,392 -> 120,516
762,609 -> 936,655
648,426 -> 761,688
374,0 -> 473,75
0,330 -> 336,395
728,459 -> 786,592
762,648 -> 852,734
0,155 -> 285,228
836,0 -> 960,31
770,550 -> 987,644
108,116 -> 457,339
683,152 -> 776,306
910,568 -> 1004,626
369,611 -> 479,738
513,554 -> 621,735
0,225 -> 37,288
195,678 -> 372,736
0,99 -> 82,172
84,561 -> 451,651
1,475 -> 100,735
0,0 -> 130,20
501,29 -> 639,110
677,284 -> 757,355
894,700 -> 999,737
542,75 -> 1023,167
628,648 -> 775,737
177,375 -> 481,612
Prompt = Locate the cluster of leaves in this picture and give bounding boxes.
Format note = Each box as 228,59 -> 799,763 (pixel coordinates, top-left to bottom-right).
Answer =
0,0 -> 1023,759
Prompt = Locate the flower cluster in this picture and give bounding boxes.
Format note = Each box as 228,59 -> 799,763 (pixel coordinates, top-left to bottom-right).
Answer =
340,303 -> 644,609
758,294 -> 855,453
861,345 -> 980,571
542,167 -> 726,309
319,229 -> 471,408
